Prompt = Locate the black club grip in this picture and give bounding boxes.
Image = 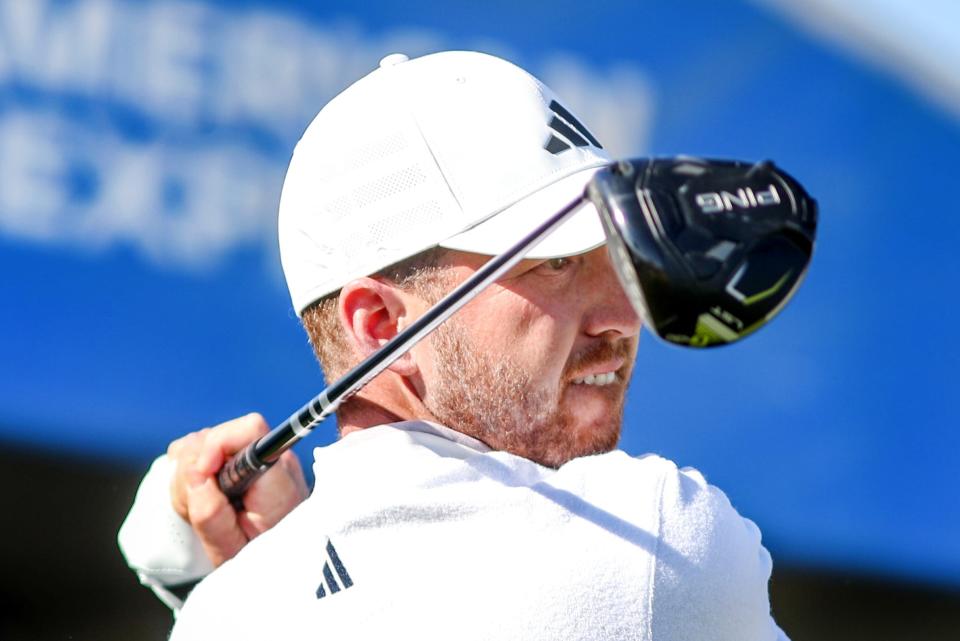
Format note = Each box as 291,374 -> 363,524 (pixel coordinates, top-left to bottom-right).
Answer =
217,441 -> 274,508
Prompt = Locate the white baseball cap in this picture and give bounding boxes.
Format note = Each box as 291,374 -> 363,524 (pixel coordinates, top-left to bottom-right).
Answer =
279,50 -> 611,315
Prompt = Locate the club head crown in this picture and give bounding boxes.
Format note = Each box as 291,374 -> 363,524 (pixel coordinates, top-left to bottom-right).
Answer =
589,157 -> 817,347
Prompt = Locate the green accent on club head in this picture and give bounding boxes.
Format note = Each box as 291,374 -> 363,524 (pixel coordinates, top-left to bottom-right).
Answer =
739,312 -> 775,339
742,269 -> 794,306
691,312 -> 739,346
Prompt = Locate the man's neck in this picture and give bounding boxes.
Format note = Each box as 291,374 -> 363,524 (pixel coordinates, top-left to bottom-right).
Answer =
336,396 -> 410,437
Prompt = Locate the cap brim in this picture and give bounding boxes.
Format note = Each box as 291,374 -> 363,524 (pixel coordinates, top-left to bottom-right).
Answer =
438,164 -> 608,259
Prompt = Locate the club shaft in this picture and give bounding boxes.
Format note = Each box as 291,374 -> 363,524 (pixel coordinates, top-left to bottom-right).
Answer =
218,195 -> 589,499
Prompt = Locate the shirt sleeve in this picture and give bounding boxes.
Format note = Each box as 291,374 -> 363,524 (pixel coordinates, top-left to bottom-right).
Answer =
651,463 -> 790,641
117,454 -> 214,611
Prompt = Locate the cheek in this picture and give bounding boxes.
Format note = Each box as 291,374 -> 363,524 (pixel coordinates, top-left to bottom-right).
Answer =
468,293 -> 574,380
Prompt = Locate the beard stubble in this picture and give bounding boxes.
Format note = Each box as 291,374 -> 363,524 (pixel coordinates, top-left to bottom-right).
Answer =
424,320 -> 633,468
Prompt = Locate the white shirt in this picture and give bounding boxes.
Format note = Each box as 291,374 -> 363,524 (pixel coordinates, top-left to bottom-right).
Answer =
120,421 -> 788,640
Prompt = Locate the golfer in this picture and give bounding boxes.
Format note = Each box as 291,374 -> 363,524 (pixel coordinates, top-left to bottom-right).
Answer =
119,50 -> 789,641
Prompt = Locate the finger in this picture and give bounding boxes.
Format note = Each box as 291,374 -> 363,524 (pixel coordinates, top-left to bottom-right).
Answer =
167,437 -> 184,458
194,413 -> 271,475
240,452 -> 306,520
186,476 -> 249,566
169,433 -> 206,521
167,430 -> 202,459
277,449 -> 309,499
238,451 -> 308,538
170,453 -> 203,521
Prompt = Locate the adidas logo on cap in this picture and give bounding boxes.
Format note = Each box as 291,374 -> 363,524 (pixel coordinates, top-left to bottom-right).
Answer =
543,100 -> 604,155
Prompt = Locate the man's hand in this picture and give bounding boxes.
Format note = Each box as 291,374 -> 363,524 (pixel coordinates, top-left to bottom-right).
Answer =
167,413 -> 309,567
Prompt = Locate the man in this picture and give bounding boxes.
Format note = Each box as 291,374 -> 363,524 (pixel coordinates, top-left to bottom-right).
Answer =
119,51 -> 788,640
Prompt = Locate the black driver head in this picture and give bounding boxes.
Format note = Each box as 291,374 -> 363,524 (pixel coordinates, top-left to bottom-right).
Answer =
588,157 -> 817,347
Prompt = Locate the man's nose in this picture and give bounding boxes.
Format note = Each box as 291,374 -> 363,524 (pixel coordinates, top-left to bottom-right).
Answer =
583,247 -> 642,338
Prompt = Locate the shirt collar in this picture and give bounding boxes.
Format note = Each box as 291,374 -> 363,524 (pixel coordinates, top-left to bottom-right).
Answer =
385,420 -> 492,453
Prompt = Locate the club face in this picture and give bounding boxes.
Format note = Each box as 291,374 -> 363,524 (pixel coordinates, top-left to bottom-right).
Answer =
589,157 -> 818,347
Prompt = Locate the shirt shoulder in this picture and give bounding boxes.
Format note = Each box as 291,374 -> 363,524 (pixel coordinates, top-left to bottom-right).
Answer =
500,450 -> 789,641
650,459 -> 786,641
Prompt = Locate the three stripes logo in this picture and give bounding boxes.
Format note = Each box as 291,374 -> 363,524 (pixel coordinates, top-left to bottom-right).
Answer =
316,539 -> 354,599
543,100 -> 604,155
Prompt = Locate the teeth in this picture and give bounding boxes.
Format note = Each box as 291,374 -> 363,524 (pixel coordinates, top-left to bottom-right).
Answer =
573,372 -> 616,386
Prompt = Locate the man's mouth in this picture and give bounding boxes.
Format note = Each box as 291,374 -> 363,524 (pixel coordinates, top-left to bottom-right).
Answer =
571,371 -> 618,386
565,340 -> 634,388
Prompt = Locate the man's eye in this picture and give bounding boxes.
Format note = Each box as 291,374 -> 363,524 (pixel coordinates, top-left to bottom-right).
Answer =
542,257 -> 571,272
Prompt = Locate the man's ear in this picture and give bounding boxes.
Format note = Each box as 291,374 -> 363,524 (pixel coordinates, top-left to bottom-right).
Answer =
338,277 -> 419,376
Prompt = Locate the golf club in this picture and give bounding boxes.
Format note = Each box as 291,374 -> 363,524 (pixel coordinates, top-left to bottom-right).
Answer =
219,157 -> 818,501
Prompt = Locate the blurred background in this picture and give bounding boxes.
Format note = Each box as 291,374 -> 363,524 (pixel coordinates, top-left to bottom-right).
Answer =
1,0 -> 958,638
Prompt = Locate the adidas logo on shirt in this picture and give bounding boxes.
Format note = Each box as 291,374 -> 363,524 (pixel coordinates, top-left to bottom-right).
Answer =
543,100 -> 604,155
316,539 -> 354,599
